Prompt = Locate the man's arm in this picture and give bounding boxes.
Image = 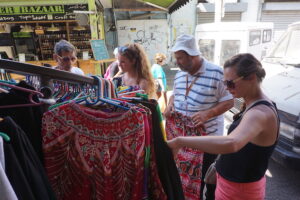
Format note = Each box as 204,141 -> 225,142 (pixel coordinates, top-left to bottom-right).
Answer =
191,99 -> 233,127
163,94 -> 174,118
191,68 -> 234,126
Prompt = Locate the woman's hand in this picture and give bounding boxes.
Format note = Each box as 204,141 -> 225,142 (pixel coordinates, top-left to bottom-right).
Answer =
167,137 -> 182,157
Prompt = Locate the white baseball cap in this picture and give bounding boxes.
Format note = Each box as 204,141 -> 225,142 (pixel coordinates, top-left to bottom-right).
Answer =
171,34 -> 201,56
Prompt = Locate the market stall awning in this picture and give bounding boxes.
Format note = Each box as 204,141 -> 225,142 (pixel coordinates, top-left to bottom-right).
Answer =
138,0 -> 191,13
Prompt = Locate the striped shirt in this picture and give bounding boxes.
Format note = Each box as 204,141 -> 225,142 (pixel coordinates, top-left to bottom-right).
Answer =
173,59 -> 232,136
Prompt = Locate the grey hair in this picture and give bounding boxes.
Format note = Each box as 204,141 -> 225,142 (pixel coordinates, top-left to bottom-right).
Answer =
54,40 -> 76,56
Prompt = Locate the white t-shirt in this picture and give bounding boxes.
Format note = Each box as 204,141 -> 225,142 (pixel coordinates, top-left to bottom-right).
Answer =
53,66 -> 84,75
70,67 -> 84,75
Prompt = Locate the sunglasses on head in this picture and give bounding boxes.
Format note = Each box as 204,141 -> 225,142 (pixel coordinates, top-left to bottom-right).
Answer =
57,55 -> 77,62
118,46 -> 129,53
223,76 -> 244,89
118,46 -> 138,60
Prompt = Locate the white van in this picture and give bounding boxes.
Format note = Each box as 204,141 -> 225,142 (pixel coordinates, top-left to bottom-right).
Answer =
195,22 -> 274,66
261,21 -> 300,170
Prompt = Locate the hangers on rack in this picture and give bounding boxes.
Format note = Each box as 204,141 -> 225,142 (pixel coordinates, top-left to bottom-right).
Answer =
48,93 -> 92,110
0,79 -> 17,85
48,80 -> 93,110
26,75 -> 40,89
0,80 -> 16,93
117,87 -> 133,94
0,81 -> 44,109
0,69 -> 12,82
50,81 -> 80,103
118,90 -> 145,98
136,93 -> 148,100
0,132 -> 10,142
84,76 -> 129,110
106,78 -> 118,99
57,83 -> 72,102
0,87 -> 8,93
102,78 -> 130,106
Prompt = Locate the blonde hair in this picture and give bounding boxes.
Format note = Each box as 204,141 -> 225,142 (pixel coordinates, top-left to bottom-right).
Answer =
154,53 -> 167,64
119,43 -> 156,98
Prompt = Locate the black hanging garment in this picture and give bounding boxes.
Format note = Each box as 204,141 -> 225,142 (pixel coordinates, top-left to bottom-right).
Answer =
133,99 -> 185,200
0,81 -> 44,162
0,117 -> 56,200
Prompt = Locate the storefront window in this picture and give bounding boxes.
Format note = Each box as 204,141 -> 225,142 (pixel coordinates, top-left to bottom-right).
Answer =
249,30 -> 261,46
262,29 -> 272,43
220,40 -> 240,66
198,39 -> 215,63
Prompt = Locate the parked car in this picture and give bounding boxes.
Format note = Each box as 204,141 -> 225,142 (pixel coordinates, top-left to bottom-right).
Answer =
261,21 -> 300,170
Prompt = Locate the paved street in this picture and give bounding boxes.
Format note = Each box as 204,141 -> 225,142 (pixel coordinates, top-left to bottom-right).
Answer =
266,159 -> 300,200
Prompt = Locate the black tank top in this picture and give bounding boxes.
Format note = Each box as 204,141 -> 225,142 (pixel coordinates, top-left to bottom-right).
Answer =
216,100 -> 279,183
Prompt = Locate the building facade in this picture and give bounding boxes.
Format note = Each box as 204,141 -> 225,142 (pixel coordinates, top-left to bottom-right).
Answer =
197,0 -> 300,41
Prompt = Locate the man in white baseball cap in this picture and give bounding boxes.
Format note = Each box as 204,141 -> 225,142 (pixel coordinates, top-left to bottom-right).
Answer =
165,34 -> 233,200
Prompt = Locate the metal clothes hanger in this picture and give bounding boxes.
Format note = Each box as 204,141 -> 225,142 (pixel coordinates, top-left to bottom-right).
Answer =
0,79 -> 17,85
0,81 -> 44,109
0,132 -> 10,142
87,76 -> 129,110
0,87 -> 8,93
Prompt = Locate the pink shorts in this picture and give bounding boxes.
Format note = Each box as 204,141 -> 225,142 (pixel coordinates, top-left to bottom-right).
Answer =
215,173 -> 266,200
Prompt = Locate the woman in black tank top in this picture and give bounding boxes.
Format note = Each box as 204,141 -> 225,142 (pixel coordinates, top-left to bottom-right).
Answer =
167,53 -> 279,200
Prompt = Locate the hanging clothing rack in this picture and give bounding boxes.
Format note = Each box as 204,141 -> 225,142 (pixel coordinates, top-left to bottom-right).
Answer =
0,59 -> 98,86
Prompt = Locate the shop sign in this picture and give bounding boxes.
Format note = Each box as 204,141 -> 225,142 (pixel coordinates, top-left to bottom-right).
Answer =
90,40 -> 110,61
12,32 -> 31,38
0,4 -> 88,22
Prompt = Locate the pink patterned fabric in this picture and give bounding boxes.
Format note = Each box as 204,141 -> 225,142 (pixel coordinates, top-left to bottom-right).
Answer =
166,111 -> 206,200
42,102 -> 146,200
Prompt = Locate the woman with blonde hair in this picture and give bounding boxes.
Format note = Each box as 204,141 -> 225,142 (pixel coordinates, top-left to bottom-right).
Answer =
114,43 -> 156,98
152,53 -> 168,107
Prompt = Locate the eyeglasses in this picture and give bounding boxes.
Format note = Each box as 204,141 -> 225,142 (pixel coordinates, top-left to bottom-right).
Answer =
223,76 -> 244,89
57,55 -> 77,62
